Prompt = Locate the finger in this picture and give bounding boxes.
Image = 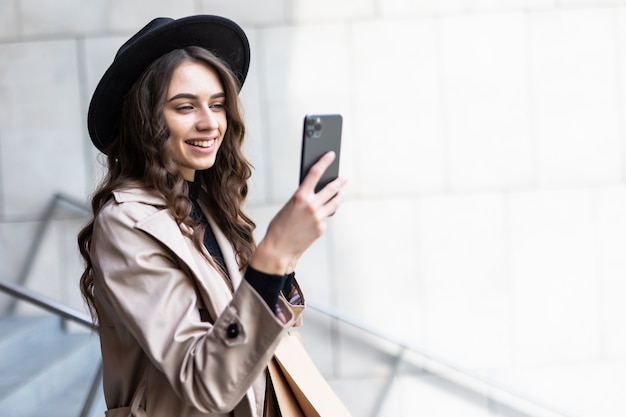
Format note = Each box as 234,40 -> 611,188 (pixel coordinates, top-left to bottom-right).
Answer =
300,151 -> 336,192
320,188 -> 345,218
315,176 -> 347,205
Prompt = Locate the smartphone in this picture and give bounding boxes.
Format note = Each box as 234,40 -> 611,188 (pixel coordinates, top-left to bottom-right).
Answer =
299,114 -> 342,193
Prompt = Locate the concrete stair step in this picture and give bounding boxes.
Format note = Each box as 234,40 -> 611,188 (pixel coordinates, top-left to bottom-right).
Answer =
0,315 -> 102,417
0,315 -> 61,362
33,361 -> 102,417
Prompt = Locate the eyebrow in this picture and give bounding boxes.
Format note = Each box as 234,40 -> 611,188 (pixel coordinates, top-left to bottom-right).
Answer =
167,92 -> 225,102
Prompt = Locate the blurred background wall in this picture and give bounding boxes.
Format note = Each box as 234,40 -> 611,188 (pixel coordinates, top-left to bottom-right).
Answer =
1,0 -> 626,415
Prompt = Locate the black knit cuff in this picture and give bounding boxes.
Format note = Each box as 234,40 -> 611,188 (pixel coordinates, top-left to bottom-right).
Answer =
244,267 -> 286,313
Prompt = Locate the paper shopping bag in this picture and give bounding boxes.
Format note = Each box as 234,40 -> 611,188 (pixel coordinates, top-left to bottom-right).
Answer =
268,332 -> 352,417
266,355 -> 305,417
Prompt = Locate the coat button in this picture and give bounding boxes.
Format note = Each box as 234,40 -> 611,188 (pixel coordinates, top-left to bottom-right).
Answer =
226,323 -> 240,339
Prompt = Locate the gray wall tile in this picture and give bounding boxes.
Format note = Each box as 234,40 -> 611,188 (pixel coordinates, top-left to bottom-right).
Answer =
0,40 -> 86,218
0,0 -> 19,40
20,0 -> 109,36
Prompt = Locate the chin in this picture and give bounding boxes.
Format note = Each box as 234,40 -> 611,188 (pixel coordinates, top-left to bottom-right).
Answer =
197,161 -> 217,171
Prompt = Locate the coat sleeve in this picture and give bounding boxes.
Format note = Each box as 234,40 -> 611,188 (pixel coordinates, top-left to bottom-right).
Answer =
91,200 -> 296,414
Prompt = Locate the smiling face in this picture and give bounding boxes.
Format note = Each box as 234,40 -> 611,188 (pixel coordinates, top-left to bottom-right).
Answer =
163,60 -> 227,181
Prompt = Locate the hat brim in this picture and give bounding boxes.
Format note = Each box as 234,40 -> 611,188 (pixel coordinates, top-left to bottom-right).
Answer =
87,15 -> 250,153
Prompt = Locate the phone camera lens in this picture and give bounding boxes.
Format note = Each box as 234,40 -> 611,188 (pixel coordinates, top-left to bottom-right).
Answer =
306,117 -> 323,137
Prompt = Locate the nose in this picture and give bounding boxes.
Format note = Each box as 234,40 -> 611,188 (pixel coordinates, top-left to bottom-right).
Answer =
196,106 -> 218,131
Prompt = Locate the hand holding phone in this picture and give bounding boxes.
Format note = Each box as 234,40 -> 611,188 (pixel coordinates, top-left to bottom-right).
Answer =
299,114 -> 343,193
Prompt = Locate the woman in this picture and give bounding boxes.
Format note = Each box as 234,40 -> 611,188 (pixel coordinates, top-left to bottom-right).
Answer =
78,15 -> 345,417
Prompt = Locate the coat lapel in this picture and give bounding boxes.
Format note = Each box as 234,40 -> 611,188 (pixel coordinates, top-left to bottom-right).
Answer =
134,208 -> 234,322
113,186 -> 246,323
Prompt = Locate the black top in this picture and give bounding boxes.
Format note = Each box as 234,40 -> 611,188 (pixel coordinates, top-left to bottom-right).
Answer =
187,179 -> 289,312
188,180 -> 227,275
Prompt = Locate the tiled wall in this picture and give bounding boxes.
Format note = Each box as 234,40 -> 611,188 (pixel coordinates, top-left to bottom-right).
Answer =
2,0 -> 626,415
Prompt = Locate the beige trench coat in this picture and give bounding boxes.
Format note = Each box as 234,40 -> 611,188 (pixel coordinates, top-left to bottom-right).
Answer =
90,186 -> 304,417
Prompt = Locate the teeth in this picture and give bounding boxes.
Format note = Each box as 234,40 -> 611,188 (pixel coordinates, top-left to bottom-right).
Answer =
187,139 -> 214,148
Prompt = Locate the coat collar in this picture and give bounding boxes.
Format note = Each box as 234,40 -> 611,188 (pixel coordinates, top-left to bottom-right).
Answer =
113,185 -> 168,206
112,186 -> 244,320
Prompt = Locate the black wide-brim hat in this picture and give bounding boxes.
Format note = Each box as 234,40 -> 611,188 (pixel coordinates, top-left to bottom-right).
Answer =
87,15 -> 250,154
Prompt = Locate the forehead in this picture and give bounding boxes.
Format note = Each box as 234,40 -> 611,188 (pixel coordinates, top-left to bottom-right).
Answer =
167,60 -> 224,93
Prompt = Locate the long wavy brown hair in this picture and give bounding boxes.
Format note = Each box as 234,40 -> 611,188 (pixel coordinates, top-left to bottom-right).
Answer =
78,46 -> 255,323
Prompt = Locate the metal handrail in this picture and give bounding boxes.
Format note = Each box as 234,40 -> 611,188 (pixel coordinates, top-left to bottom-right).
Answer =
0,279 -> 100,417
0,279 -> 95,330
8,193 -> 89,313
307,300 -> 577,417
0,279 -> 577,417
2,192 -> 98,416
0,192 -> 578,417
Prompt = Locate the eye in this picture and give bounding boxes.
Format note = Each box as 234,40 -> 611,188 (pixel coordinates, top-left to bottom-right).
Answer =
209,102 -> 225,111
176,105 -> 194,112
